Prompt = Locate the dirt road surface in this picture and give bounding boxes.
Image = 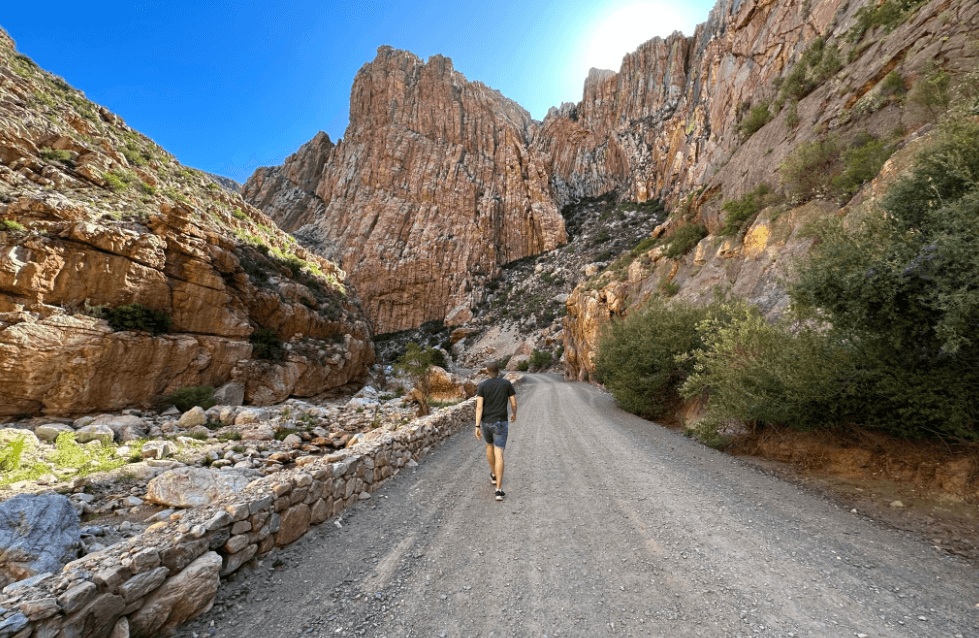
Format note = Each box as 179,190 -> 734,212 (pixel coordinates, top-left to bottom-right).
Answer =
179,374 -> 979,637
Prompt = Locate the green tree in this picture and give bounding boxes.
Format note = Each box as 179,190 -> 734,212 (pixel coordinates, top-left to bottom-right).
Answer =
789,114 -> 979,439
395,342 -> 443,416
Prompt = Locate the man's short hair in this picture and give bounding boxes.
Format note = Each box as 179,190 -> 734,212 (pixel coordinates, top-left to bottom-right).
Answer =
486,361 -> 500,377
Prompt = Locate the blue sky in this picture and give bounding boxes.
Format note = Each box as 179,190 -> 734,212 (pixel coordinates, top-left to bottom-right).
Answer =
2,1 -> 716,183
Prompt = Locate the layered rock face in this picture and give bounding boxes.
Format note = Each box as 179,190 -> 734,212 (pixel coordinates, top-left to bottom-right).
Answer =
0,31 -> 374,417
562,0 -> 979,380
244,47 -> 566,333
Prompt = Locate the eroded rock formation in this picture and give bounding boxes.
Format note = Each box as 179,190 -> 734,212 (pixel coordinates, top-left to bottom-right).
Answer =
244,47 -> 567,333
0,31 -> 374,417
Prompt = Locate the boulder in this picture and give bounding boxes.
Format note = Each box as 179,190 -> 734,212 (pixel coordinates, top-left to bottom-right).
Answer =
145,467 -> 250,508
91,414 -> 148,442
33,423 -> 74,443
74,424 -> 114,445
234,409 -> 266,426
128,551 -> 222,637
0,494 -> 80,589
505,354 -> 530,371
141,440 -> 174,460
177,406 -> 207,429
212,381 -> 245,406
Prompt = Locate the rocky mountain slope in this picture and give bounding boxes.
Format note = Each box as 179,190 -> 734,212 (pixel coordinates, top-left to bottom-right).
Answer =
243,47 -> 567,334
0,29 -> 374,418
561,0 -> 979,380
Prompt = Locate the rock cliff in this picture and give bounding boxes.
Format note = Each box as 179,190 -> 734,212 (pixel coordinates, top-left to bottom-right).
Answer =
558,0 -> 979,380
0,31 -> 374,417
244,47 -> 567,333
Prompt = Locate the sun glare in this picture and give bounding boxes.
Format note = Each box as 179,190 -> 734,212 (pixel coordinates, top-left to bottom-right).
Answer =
582,2 -> 696,76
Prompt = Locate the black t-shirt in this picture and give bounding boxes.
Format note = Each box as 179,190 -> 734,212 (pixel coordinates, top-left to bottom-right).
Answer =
476,377 -> 515,424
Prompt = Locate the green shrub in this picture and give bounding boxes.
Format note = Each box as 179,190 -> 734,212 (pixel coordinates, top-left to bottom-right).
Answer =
274,428 -> 299,441
103,171 -> 130,192
0,435 -> 27,472
663,224 -> 707,258
40,147 -> 72,164
594,298 -> 732,419
739,104 -> 772,137
779,37 -> 842,103
139,182 -> 156,196
516,359 -> 530,372
719,184 -> 774,236
50,432 -> 127,477
1,220 -> 27,235
681,303 -> 860,430
881,70 -> 905,96
785,100 -> 800,128
104,303 -> 172,334
831,133 -> 896,199
232,208 -> 248,220
217,431 -> 243,442
908,66 -> 952,118
528,349 -> 553,371
847,0 -> 927,43
250,327 -> 284,361
788,113 -> 979,439
780,136 -> 842,201
166,386 -> 216,412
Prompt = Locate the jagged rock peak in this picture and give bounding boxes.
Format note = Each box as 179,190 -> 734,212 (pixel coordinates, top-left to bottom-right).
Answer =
246,46 -> 566,333
0,27 -> 14,51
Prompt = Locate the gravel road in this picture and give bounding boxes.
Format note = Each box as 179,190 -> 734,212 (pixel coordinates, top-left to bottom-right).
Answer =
179,374 -> 979,638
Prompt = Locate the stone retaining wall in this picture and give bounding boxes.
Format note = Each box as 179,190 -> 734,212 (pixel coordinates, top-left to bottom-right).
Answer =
0,399 -> 477,638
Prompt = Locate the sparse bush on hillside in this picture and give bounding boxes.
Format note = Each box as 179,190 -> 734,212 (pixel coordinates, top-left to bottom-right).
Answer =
779,136 -> 842,201
40,147 -> 73,165
104,303 -> 172,335
395,342 -> 445,416
847,0 -> 928,43
663,224 -> 707,259
779,37 -> 842,103
250,327 -> 284,361
908,65 -> 953,118
1,220 -> 26,235
831,133 -> 896,199
528,349 -> 553,371
719,184 -> 776,236
739,103 -> 772,137
165,386 -> 217,412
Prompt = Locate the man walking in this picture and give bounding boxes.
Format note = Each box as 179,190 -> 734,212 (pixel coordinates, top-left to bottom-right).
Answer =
474,361 -> 517,501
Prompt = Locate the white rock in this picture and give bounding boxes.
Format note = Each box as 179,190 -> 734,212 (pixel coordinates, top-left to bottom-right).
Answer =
34,423 -> 74,443
282,434 -> 303,449
177,407 -> 207,429
74,424 -> 114,445
146,467 -> 251,508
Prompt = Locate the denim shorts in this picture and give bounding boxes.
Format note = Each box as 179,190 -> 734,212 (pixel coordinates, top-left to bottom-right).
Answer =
480,420 -> 508,448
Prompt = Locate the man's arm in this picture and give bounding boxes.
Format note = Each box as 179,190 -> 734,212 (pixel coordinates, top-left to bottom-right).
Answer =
508,395 -> 517,422
475,396 -> 484,439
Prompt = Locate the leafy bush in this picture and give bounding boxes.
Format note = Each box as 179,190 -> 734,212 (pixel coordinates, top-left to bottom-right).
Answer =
908,66 -> 952,118
104,303 -> 172,335
40,147 -> 72,164
719,184 -> 774,236
232,208 -> 248,220
594,298 -> 732,419
779,37 -> 842,103
681,303 -> 860,429
394,342 -> 446,415
50,432 -> 128,477
103,170 -> 131,192
250,327 -> 284,361
831,133 -> 896,199
880,70 -> 905,96
739,104 -> 772,137
663,224 -> 707,258
780,136 -> 841,201
789,113 -> 979,439
847,0 -> 927,43
166,386 -> 216,412
516,359 -> 530,372
218,431 -> 243,442
528,349 -> 553,371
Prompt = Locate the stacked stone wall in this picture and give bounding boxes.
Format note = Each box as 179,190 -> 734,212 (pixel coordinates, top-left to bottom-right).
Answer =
0,399 -> 476,638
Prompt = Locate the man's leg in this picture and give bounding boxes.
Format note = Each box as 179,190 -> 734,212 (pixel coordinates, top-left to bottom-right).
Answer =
493,446 -> 504,490
485,443 -> 496,479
